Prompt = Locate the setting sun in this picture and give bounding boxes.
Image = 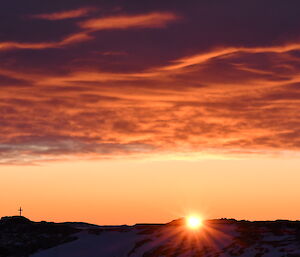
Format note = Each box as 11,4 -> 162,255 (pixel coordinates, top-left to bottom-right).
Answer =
186,216 -> 202,229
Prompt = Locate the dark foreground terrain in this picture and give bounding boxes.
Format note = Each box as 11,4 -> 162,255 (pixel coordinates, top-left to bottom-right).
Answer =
1,216 -> 300,257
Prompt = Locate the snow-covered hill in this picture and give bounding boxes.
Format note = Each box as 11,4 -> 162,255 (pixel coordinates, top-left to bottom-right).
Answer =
1,216 -> 300,257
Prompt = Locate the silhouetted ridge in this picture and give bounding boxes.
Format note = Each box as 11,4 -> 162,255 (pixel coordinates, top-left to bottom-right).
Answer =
0,216 -> 32,224
0,216 -> 79,257
1,218 -> 300,257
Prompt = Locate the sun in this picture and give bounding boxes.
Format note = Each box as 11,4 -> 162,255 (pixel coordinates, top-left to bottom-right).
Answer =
186,215 -> 202,229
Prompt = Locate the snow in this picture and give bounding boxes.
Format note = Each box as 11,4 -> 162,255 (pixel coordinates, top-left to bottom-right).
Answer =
28,221 -> 300,257
31,230 -> 142,257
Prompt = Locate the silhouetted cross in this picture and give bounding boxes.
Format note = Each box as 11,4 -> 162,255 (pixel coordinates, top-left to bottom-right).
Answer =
18,207 -> 23,216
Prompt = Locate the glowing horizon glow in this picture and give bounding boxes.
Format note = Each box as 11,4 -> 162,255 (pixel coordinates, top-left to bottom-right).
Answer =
186,215 -> 202,229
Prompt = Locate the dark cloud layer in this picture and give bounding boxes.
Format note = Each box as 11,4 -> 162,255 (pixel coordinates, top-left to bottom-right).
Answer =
0,0 -> 300,164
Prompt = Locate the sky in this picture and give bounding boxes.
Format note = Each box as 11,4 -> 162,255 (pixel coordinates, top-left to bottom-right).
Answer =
0,0 -> 300,224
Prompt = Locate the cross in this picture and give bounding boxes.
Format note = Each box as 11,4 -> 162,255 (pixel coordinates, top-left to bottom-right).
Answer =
18,207 -> 23,216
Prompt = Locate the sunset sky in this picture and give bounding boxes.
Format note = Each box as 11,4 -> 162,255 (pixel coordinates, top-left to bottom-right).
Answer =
1,0 -> 300,225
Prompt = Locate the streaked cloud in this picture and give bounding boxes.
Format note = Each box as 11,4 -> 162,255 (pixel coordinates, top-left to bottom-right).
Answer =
161,43 -> 300,71
31,7 -> 95,20
0,32 -> 92,51
80,12 -> 179,30
0,0 -> 300,164
0,11 -> 178,52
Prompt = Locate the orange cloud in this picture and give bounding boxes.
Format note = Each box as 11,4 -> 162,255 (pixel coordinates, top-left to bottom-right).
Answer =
80,12 -> 179,30
1,38 -> 300,164
0,32 -> 92,51
32,7 -> 95,20
0,11 -> 178,52
60,32 -> 92,45
161,43 -> 300,71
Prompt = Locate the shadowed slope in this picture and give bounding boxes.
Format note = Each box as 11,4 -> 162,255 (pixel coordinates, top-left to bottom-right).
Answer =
1,217 -> 300,257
